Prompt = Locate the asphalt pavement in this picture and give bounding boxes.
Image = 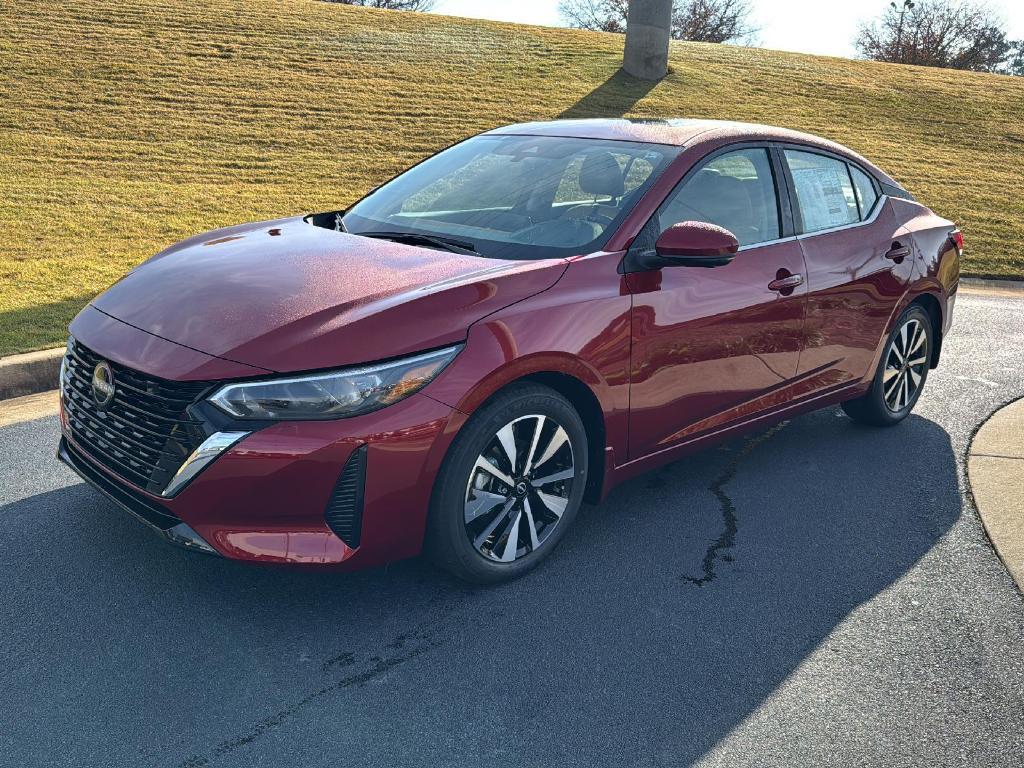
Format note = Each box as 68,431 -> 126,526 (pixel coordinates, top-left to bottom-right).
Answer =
3,289 -> 1024,767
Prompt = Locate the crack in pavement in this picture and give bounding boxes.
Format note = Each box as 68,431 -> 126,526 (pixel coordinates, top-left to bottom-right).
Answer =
177,593 -> 475,767
682,421 -> 790,586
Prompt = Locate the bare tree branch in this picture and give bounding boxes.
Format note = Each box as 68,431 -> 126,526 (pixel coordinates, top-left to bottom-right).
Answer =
560,0 -> 755,43
855,0 -> 1012,73
559,0 -> 629,33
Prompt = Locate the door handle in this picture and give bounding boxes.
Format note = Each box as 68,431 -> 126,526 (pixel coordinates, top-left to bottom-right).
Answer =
768,274 -> 804,292
885,242 -> 911,262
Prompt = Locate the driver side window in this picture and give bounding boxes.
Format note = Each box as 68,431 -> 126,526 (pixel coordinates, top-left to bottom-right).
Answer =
658,148 -> 781,248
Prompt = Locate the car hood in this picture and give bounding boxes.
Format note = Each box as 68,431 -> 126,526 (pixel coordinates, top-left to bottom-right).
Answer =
91,216 -> 568,373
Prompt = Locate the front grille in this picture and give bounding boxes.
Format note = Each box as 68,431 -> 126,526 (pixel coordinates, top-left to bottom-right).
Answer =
62,338 -> 213,495
324,445 -> 366,548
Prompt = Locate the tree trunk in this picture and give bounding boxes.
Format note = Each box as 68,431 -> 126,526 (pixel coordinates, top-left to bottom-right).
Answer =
622,0 -> 673,80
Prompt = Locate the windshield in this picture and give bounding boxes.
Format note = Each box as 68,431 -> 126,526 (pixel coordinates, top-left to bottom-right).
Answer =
343,134 -> 678,260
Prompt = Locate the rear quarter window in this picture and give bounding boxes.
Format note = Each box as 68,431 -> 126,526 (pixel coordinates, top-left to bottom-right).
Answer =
850,165 -> 880,218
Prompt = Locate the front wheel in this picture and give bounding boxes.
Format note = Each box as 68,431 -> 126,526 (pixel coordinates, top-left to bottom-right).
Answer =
425,384 -> 588,583
842,305 -> 933,426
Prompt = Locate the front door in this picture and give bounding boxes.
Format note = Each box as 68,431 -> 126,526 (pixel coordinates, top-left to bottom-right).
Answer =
626,146 -> 807,460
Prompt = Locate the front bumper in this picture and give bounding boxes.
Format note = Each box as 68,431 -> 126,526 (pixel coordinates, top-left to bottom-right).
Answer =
58,437 -> 219,555
59,391 -> 460,569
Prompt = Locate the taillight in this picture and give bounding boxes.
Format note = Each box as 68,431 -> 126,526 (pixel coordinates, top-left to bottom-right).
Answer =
950,230 -> 964,255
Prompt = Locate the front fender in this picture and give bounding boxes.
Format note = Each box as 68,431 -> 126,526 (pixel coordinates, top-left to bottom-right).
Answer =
419,252 -> 633,465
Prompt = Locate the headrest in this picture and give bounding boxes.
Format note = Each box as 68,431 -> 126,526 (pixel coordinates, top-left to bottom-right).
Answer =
690,172 -> 752,215
579,152 -> 625,198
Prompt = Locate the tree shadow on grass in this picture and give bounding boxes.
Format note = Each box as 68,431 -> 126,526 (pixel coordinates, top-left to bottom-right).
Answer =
559,68 -> 662,119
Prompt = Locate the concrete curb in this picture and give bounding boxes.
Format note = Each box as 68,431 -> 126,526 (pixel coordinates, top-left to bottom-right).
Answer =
0,347 -> 64,401
960,277 -> 1024,293
968,397 -> 1024,591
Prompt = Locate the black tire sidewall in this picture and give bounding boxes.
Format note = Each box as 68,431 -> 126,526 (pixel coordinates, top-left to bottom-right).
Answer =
426,384 -> 589,583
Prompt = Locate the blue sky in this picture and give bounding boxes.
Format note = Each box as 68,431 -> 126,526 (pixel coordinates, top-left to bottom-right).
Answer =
431,0 -> 1024,59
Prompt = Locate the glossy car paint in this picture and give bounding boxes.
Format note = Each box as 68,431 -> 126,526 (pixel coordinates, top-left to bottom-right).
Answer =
626,238 -> 808,458
91,216 -> 568,373
61,119 -> 959,569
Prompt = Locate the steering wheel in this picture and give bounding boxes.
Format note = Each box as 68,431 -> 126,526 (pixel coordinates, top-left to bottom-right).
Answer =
563,204 -> 615,228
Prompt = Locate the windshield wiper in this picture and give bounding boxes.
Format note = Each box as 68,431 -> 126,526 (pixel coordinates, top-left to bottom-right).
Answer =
356,230 -> 480,257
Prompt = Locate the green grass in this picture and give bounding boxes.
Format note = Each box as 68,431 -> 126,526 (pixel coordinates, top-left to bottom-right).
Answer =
2,0 -> 1023,356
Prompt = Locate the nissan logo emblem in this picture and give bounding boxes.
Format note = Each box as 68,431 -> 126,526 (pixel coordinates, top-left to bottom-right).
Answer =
92,361 -> 116,409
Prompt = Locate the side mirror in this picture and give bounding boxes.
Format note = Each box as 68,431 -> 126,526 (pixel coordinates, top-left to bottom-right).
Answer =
653,221 -> 739,268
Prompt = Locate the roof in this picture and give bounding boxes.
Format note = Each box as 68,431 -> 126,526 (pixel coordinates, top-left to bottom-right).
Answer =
484,119 -> 896,184
487,118 -> 753,146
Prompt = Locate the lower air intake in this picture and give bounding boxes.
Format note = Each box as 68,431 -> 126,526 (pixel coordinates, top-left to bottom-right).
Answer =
324,445 -> 366,548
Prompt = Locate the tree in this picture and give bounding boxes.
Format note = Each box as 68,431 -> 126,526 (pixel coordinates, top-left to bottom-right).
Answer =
855,0 -> 1012,73
559,0 -> 755,44
1002,41 -> 1024,76
320,0 -> 436,10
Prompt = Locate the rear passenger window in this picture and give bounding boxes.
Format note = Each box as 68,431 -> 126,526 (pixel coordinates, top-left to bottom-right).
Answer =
658,148 -> 780,247
850,165 -> 879,218
784,150 -> 859,233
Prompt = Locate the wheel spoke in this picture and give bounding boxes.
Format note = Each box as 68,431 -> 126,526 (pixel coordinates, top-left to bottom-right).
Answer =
498,510 -> 522,562
532,426 -> 569,472
473,455 -> 514,488
495,423 -> 518,475
884,373 -> 902,400
522,415 -> 545,475
464,490 -> 506,523
531,467 -> 574,487
883,366 -> 900,383
908,323 -> 925,355
473,497 -> 516,550
907,355 -> 927,367
536,490 -> 568,518
523,498 -> 541,551
899,372 -> 909,409
908,367 -> 922,387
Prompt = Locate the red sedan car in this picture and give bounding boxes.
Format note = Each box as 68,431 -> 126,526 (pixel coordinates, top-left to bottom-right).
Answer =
58,119 -> 961,582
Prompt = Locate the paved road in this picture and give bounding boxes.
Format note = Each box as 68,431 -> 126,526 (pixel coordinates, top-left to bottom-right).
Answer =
3,290 -> 1024,768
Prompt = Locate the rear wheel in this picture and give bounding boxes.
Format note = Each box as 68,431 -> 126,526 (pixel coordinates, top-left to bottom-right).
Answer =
842,305 -> 933,426
426,384 -> 588,583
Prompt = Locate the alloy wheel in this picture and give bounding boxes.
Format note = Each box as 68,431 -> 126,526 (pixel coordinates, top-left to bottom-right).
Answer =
463,414 -> 575,563
883,317 -> 929,412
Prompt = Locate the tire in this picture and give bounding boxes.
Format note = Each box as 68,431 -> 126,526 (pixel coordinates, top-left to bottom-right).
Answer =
842,304 -> 934,427
425,383 -> 588,584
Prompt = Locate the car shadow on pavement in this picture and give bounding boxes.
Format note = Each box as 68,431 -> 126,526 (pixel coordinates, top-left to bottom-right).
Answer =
3,408 -> 960,767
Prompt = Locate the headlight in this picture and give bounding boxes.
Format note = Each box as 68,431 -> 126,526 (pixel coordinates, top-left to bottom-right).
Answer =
207,345 -> 461,420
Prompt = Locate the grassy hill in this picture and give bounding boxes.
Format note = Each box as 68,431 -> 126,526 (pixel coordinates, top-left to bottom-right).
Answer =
2,0 -> 1023,355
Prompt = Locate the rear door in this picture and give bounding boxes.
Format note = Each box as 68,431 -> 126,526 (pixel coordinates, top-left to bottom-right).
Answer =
626,145 -> 808,460
781,147 -> 914,393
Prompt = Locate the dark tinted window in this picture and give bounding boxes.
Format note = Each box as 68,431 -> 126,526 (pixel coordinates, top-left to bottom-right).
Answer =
784,149 -> 858,233
658,148 -> 780,247
850,165 -> 879,218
